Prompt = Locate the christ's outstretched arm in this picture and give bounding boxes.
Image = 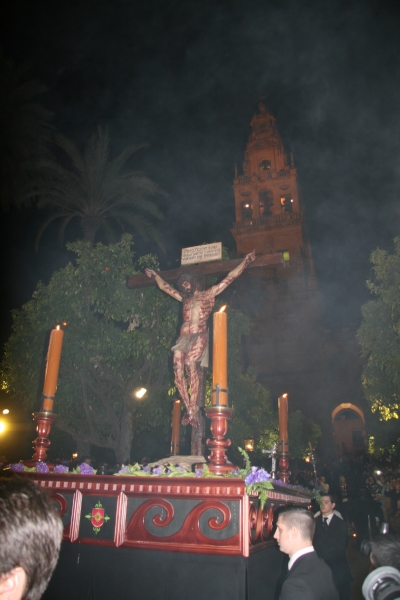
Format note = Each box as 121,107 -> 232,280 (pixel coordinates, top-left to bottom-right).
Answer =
145,269 -> 182,302
208,250 -> 255,297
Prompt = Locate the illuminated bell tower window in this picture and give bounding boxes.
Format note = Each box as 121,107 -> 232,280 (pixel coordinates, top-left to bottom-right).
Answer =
280,195 -> 293,213
259,159 -> 271,171
241,201 -> 253,219
259,190 -> 273,216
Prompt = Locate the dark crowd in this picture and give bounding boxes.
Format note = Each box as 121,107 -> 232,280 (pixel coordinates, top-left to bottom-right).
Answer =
290,451 -> 400,542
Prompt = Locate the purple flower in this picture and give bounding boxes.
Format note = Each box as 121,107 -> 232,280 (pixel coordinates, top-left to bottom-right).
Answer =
176,466 -> 185,473
195,468 -> 203,477
36,462 -> 49,473
118,465 -> 130,474
10,463 -> 25,473
54,464 -> 69,474
143,465 -> 149,473
152,466 -> 163,475
78,462 -> 95,475
245,467 -> 271,485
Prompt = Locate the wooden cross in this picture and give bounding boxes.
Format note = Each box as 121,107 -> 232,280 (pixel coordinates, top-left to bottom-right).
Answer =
127,253 -> 283,289
127,252 -> 284,455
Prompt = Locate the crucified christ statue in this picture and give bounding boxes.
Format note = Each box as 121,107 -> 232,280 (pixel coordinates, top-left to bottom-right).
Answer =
145,250 -> 255,427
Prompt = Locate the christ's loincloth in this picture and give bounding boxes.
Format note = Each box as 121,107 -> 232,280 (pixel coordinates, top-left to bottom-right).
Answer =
171,331 -> 209,368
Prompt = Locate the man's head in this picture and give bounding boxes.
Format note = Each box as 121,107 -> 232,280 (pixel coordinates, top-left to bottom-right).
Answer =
177,273 -> 202,298
274,507 -> 315,557
0,477 -> 63,600
370,535 -> 400,571
319,493 -> 336,517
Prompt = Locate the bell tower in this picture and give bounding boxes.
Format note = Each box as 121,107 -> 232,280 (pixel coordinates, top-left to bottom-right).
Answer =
228,101 -> 365,456
229,101 -> 324,419
231,100 -> 313,271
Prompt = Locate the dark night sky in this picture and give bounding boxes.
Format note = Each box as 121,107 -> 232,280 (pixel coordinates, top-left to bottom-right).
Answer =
1,0 -> 400,351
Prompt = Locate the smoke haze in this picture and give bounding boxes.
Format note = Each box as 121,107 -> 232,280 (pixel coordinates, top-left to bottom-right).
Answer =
1,0 -> 400,345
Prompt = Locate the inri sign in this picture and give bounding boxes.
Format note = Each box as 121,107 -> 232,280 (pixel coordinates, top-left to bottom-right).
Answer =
181,242 -> 222,266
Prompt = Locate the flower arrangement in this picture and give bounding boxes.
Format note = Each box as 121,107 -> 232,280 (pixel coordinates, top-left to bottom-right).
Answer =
73,462 -> 96,475
6,452 -> 316,507
116,463 -> 194,477
114,448 -> 275,508
54,464 -> 70,474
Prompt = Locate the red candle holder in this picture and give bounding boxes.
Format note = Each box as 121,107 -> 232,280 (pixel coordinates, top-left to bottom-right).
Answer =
278,452 -> 290,483
31,412 -> 57,462
205,405 -> 236,475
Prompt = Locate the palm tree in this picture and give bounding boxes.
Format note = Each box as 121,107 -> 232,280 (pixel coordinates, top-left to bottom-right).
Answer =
27,126 -> 167,248
0,55 -> 53,210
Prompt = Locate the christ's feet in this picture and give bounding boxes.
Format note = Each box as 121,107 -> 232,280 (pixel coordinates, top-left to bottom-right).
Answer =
182,410 -> 200,428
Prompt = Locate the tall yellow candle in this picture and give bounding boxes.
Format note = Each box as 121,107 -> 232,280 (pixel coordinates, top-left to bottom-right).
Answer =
212,306 -> 228,406
170,400 -> 181,455
278,393 -> 289,453
42,325 -> 64,411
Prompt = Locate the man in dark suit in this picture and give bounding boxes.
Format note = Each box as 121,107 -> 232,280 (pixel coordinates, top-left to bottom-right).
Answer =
274,506 -> 339,600
313,494 -> 353,600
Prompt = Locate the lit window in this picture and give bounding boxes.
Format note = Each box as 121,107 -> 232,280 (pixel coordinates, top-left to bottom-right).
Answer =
280,196 -> 293,213
241,201 -> 253,219
259,159 -> 271,170
282,251 -> 290,262
259,190 -> 273,216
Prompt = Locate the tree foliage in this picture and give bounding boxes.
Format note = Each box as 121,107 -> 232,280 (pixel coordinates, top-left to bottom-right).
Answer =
1,235 -> 179,462
357,238 -> 400,428
0,54 -> 53,211
357,238 -> 400,421
25,126 -> 167,248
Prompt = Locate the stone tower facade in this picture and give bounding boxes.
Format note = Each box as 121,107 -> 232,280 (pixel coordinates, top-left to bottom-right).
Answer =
228,102 -> 365,455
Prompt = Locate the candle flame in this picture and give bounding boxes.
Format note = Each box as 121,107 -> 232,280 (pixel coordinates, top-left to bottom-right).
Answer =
56,325 -> 60,330
219,305 -> 227,313
283,393 -> 288,397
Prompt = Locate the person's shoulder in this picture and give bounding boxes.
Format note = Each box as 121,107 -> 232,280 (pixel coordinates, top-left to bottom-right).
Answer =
291,552 -> 322,570
284,557 -> 338,600
331,513 -> 347,529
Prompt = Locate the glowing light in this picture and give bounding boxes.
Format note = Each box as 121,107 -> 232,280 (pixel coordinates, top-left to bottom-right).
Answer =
0,422 -> 5,434
62,322 -> 67,327
72,453 -> 78,459
219,305 -> 227,313
244,439 -> 254,452
2,409 -> 9,415
134,387 -> 147,399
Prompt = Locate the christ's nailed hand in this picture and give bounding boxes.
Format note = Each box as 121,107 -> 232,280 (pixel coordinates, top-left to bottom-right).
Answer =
145,268 -> 156,278
245,250 -> 256,265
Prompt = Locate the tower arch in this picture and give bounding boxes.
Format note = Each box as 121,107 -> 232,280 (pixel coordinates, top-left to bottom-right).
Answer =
332,404 -> 366,456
